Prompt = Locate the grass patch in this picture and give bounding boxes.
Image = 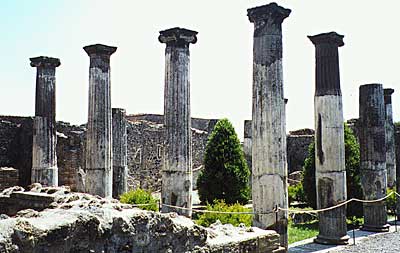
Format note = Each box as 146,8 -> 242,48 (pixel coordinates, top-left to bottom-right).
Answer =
288,220 -> 319,244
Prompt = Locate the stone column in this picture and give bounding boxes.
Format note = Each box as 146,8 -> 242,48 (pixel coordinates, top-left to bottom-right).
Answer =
112,108 -> 128,199
243,120 -> 252,169
159,28 -> 197,217
384,88 -> 396,188
30,56 -> 60,186
84,44 -> 117,198
308,32 -> 349,245
395,125 -> 400,219
247,3 -> 290,248
359,83 -> 389,232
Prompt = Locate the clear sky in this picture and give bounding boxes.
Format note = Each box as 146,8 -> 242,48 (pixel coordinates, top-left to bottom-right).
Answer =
1,0 -> 399,139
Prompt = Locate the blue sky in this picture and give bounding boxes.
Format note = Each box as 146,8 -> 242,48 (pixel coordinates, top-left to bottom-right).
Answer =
1,0 -> 399,139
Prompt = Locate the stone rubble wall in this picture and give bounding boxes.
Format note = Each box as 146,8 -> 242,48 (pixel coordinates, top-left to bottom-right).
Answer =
0,115 -> 211,192
0,168 -> 18,192
0,185 -> 283,253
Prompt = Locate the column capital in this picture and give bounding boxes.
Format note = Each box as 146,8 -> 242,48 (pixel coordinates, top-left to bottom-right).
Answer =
384,88 -> 395,96
112,108 -> 126,114
159,27 -> 198,47
308,32 -> 344,47
83,44 -> 117,57
247,3 -> 291,24
30,56 -> 60,68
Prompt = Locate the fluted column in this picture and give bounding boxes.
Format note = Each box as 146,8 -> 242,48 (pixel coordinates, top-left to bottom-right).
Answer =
112,108 -> 128,198
384,88 -> 396,188
84,44 -> 117,198
309,32 -> 349,245
359,83 -> 389,232
247,3 -> 290,248
159,28 -> 197,217
30,56 -> 60,186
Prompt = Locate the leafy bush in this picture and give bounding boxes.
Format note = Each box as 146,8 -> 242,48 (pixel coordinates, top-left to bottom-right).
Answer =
120,188 -> 158,211
386,187 -> 397,213
195,199 -> 252,227
288,183 -> 306,205
302,123 -> 363,217
197,119 -> 250,204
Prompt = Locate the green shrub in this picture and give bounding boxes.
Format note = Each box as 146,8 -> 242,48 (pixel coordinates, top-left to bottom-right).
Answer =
196,199 -> 252,227
120,188 -> 158,211
386,187 -> 396,213
197,119 -> 250,204
302,123 -> 363,217
288,183 -> 306,205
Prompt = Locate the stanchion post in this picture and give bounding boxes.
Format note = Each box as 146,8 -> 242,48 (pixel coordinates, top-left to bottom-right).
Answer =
275,205 -> 279,231
158,199 -> 161,212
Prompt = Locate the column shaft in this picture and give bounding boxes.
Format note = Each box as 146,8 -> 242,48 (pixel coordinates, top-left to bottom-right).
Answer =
384,89 -> 396,188
30,56 -> 60,186
247,3 -> 290,248
359,83 -> 389,232
112,108 -> 128,198
159,28 -> 197,217
84,44 -> 117,198
309,32 -> 349,245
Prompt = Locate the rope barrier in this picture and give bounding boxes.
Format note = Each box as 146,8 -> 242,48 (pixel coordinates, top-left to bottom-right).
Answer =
287,178 -> 302,183
162,203 -> 276,215
153,190 -> 399,216
280,191 -> 394,214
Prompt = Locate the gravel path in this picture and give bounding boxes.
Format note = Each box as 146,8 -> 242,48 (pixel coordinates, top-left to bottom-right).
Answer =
329,231 -> 400,253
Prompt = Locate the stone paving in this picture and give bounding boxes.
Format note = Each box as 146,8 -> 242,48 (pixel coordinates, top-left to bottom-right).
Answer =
289,221 -> 400,253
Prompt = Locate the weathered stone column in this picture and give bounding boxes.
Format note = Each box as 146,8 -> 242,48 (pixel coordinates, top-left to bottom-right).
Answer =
359,83 -> 389,232
112,108 -> 128,199
247,3 -> 290,248
30,56 -> 60,186
159,28 -> 197,217
395,125 -> 400,219
308,32 -> 349,245
243,120 -> 252,169
384,88 -> 396,188
84,44 -> 117,198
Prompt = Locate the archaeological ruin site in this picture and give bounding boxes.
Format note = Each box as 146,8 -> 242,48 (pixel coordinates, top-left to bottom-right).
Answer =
1,2 -> 400,253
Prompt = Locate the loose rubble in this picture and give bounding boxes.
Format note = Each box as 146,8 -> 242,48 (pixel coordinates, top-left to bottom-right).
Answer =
0,185 -> 283,253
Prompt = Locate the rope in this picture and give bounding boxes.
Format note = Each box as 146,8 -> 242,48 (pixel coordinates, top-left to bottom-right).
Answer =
137,191 -> 398,215
287,178 -> 302,183
130,203 -> 158,207
280,191 -> 394,214
162,203 -> 275,215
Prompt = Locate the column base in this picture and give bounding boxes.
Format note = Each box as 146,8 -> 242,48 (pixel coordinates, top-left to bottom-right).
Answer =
361,224 -> 390,232
314,234 -> 349,245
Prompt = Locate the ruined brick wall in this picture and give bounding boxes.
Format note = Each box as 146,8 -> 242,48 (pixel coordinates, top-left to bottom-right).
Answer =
0,168 -> 19,192
287,133 -> 314,173
127,114 -> 218,133
56,122 -> 85,191
126,120 -> 209,191
0,115 -> 211,192
0,116 -> 33,187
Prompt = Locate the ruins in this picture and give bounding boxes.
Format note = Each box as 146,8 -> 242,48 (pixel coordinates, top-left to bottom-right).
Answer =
159,28 -> 197,217
247,2 -> 291,248
84,44 -> 117,198
359,84 -> 389,232
112,108 -> 128,198
1,2 -> 400,253
30,56 -> 60,187
384,88 -> 396,188
308,32 -> 349,244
